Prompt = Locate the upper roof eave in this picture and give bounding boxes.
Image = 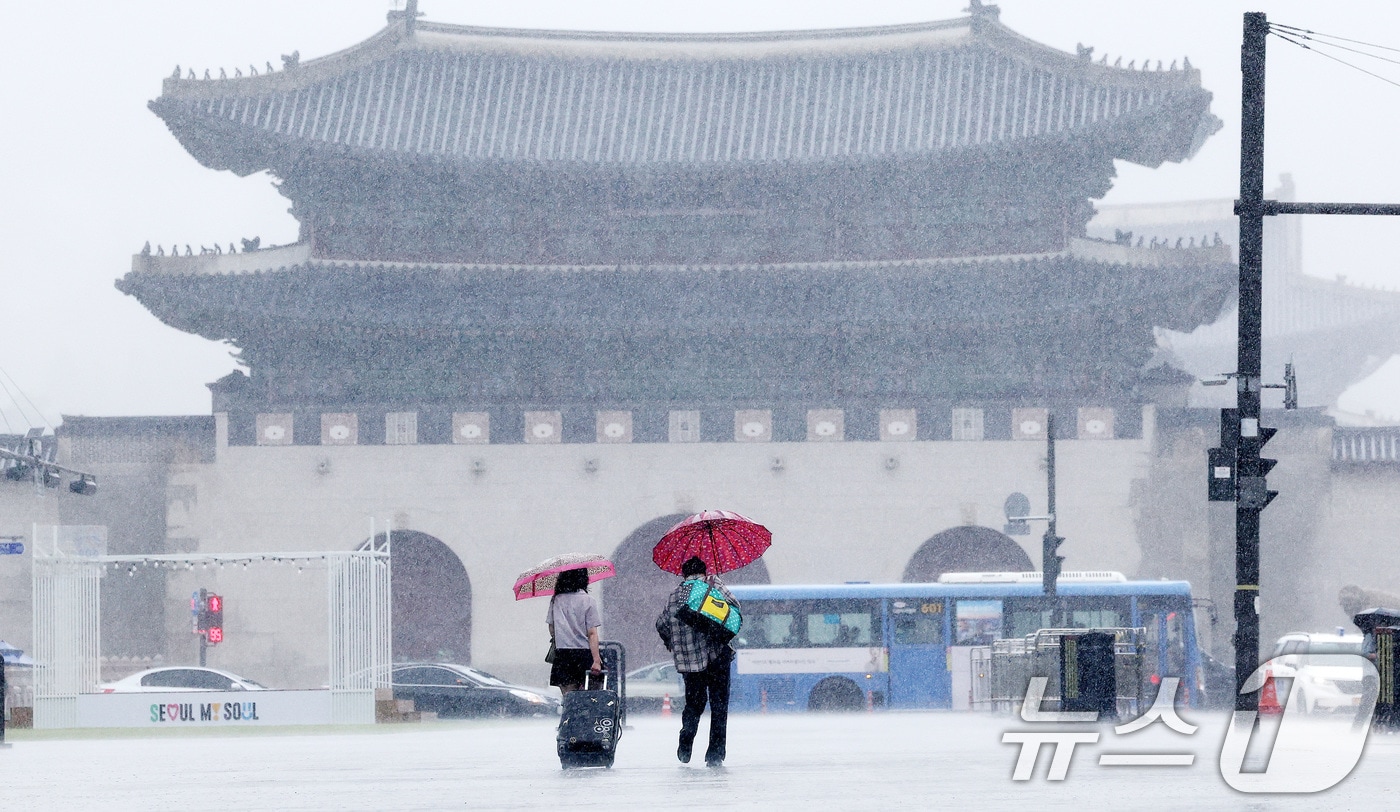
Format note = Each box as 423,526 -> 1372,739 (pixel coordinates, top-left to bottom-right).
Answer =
119,238 -> 1233,283
157,12 -> 1205,103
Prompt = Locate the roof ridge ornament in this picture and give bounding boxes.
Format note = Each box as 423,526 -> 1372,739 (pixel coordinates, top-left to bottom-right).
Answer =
387,0 -> 423,35
965,0 -> 1000,19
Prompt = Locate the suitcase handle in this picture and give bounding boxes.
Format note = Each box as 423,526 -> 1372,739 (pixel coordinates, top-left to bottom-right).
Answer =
583,669 -> 609,691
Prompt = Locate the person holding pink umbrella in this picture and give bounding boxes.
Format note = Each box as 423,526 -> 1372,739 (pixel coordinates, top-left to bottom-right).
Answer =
547,568 -> 604,697
514,553 -> 615,698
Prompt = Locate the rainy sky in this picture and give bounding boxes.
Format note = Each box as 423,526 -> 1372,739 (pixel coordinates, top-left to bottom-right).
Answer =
3,0 -> 1400,428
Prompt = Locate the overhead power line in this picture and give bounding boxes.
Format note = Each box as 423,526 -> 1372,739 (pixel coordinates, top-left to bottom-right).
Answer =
0,366 -> 55,432
1270,24 -> 1400,70
1270,22 -> 1400,57
1270,27 -> 1400,93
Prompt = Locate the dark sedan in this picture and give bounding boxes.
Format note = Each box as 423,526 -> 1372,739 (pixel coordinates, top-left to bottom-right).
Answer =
391,663 -> 559,718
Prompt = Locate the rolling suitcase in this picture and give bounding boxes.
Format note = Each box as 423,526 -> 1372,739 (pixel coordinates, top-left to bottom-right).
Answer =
557,668 -> 623,769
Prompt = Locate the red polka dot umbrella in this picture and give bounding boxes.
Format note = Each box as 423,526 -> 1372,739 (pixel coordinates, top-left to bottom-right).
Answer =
652,510 -> 772,576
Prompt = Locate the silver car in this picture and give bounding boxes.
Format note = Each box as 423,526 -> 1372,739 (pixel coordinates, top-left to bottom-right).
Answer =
100,666 -> 270,693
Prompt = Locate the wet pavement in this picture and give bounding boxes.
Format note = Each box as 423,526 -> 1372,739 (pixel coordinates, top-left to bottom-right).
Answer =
4,710 -> 1398,809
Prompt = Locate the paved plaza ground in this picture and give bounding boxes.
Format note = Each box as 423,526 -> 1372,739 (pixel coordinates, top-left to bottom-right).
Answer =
4,710 -> 1398,810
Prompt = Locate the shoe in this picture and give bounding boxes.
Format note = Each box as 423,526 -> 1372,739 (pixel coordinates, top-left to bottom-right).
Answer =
677,743 -> 692,764
705,757 -> 724,768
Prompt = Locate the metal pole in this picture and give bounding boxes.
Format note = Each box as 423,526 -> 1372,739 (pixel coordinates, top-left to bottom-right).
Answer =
1234,11 -> 1269,713
1043,415 -> 1060,599
1,655 -> 7,745
199,587 -> 208,668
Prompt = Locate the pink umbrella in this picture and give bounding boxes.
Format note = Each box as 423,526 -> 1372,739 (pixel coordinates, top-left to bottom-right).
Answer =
652,510 -> 771,575
513,553 -> 616,600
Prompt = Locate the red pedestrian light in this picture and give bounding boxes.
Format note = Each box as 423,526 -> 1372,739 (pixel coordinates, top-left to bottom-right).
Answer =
196,591 -> 226,645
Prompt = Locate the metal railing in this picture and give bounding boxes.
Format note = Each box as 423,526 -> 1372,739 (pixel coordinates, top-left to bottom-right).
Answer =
972,627 -> 1146,716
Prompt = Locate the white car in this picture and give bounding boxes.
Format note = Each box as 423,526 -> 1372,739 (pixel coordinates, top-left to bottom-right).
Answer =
625,661 -> 683,709
100,666 -> 270,693
1269,632 -> 1366,714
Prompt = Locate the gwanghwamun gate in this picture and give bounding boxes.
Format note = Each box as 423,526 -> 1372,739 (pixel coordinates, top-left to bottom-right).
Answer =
6,3 -> 1400,698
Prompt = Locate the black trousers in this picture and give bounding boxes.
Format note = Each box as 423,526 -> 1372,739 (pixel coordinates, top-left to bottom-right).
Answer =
679,653 -> 731,761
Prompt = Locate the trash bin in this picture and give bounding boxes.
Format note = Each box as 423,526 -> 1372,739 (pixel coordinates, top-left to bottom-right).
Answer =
1061,631 -> 1117,720
1351,608 -> 1400,731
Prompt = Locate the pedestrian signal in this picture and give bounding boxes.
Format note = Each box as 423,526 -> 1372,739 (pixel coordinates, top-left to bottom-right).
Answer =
196,590 -> 225,645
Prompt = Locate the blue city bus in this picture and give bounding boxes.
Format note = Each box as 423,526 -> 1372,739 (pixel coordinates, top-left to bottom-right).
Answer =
727,573 -> 1203,712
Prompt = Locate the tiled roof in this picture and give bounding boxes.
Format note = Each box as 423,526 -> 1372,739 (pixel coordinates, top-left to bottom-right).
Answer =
116,239 -> 1234,340
152,15 -> 1218,172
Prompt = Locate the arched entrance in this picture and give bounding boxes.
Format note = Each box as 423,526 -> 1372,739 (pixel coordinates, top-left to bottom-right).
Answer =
601,514 -> 770,669
902,526 -> 1033,582
364,531 -> 473,663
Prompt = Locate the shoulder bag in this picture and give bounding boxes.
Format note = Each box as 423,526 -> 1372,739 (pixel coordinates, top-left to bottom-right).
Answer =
545,597 -> 557,663
678,577 -> 743,642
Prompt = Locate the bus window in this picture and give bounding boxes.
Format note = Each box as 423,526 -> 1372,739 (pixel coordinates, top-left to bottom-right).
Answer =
806,609 -> 874,646
893,613 -> 944,646
735,601 -> 799,649
1004,598 -> 1129,638
735,600 -> 877,648
954,600 -> 1003,645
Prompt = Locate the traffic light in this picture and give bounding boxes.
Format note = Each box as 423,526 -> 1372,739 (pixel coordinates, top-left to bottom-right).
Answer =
195,590 -> 225,645
1207,447 -> 1236,501
1207,408 -> 1278,509
1237,421 -> 1278,510
206,593 -> 224,644
1042,530 -> 1065,596
1207,408 -> 1238,502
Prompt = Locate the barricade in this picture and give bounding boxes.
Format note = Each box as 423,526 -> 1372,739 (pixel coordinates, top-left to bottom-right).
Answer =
980,627 -> 1146,716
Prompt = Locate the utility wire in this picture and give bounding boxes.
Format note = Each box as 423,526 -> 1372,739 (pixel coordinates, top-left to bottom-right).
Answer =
0,376 -> 31,432
1270,22 -> 1400,57
0,366 -> 53,432
1269,24 -> 1400,69
1270,30 -> 1400,93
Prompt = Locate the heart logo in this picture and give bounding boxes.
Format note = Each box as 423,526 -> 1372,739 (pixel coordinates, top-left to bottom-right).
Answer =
167,704 -> 179,718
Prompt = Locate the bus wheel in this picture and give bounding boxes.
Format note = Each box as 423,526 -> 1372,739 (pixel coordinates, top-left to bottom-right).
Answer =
807,677 -> 865,712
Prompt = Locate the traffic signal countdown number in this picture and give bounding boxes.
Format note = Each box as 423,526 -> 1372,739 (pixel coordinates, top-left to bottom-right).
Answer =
195,590 -> 224,645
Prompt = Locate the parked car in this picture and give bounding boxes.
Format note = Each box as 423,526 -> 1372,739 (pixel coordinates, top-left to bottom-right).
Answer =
625,661 -> 683,711
1269,632 -> 1367,714
101,666 -> 270,693
391,663 -> 558,718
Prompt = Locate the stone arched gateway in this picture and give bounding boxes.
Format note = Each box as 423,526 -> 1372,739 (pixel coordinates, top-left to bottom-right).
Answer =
902,526 -> 1033,582
364,531 -> 473,663
602,514 -> 770,669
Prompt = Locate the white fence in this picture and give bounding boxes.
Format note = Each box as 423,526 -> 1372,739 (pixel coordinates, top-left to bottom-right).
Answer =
30,524 -> 391,729
328,543 -> 392,724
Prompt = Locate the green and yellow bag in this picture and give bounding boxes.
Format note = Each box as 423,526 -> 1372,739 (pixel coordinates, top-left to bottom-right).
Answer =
678,578 -> 742,642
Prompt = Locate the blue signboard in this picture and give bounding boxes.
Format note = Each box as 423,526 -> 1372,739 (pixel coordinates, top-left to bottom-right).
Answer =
0,542 -> 24,555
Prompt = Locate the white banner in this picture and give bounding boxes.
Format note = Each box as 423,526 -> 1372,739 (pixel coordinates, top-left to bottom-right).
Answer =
736,647 -> 888,675
75,690 -> 334,728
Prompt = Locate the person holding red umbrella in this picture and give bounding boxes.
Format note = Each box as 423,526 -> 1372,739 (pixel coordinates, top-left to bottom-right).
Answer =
651,509 -> 770,768
655,556 -> 739,768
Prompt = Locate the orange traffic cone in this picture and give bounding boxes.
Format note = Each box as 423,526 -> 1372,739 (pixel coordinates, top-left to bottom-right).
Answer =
1258,665 -> 1283,715
661,693 -> 672,717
